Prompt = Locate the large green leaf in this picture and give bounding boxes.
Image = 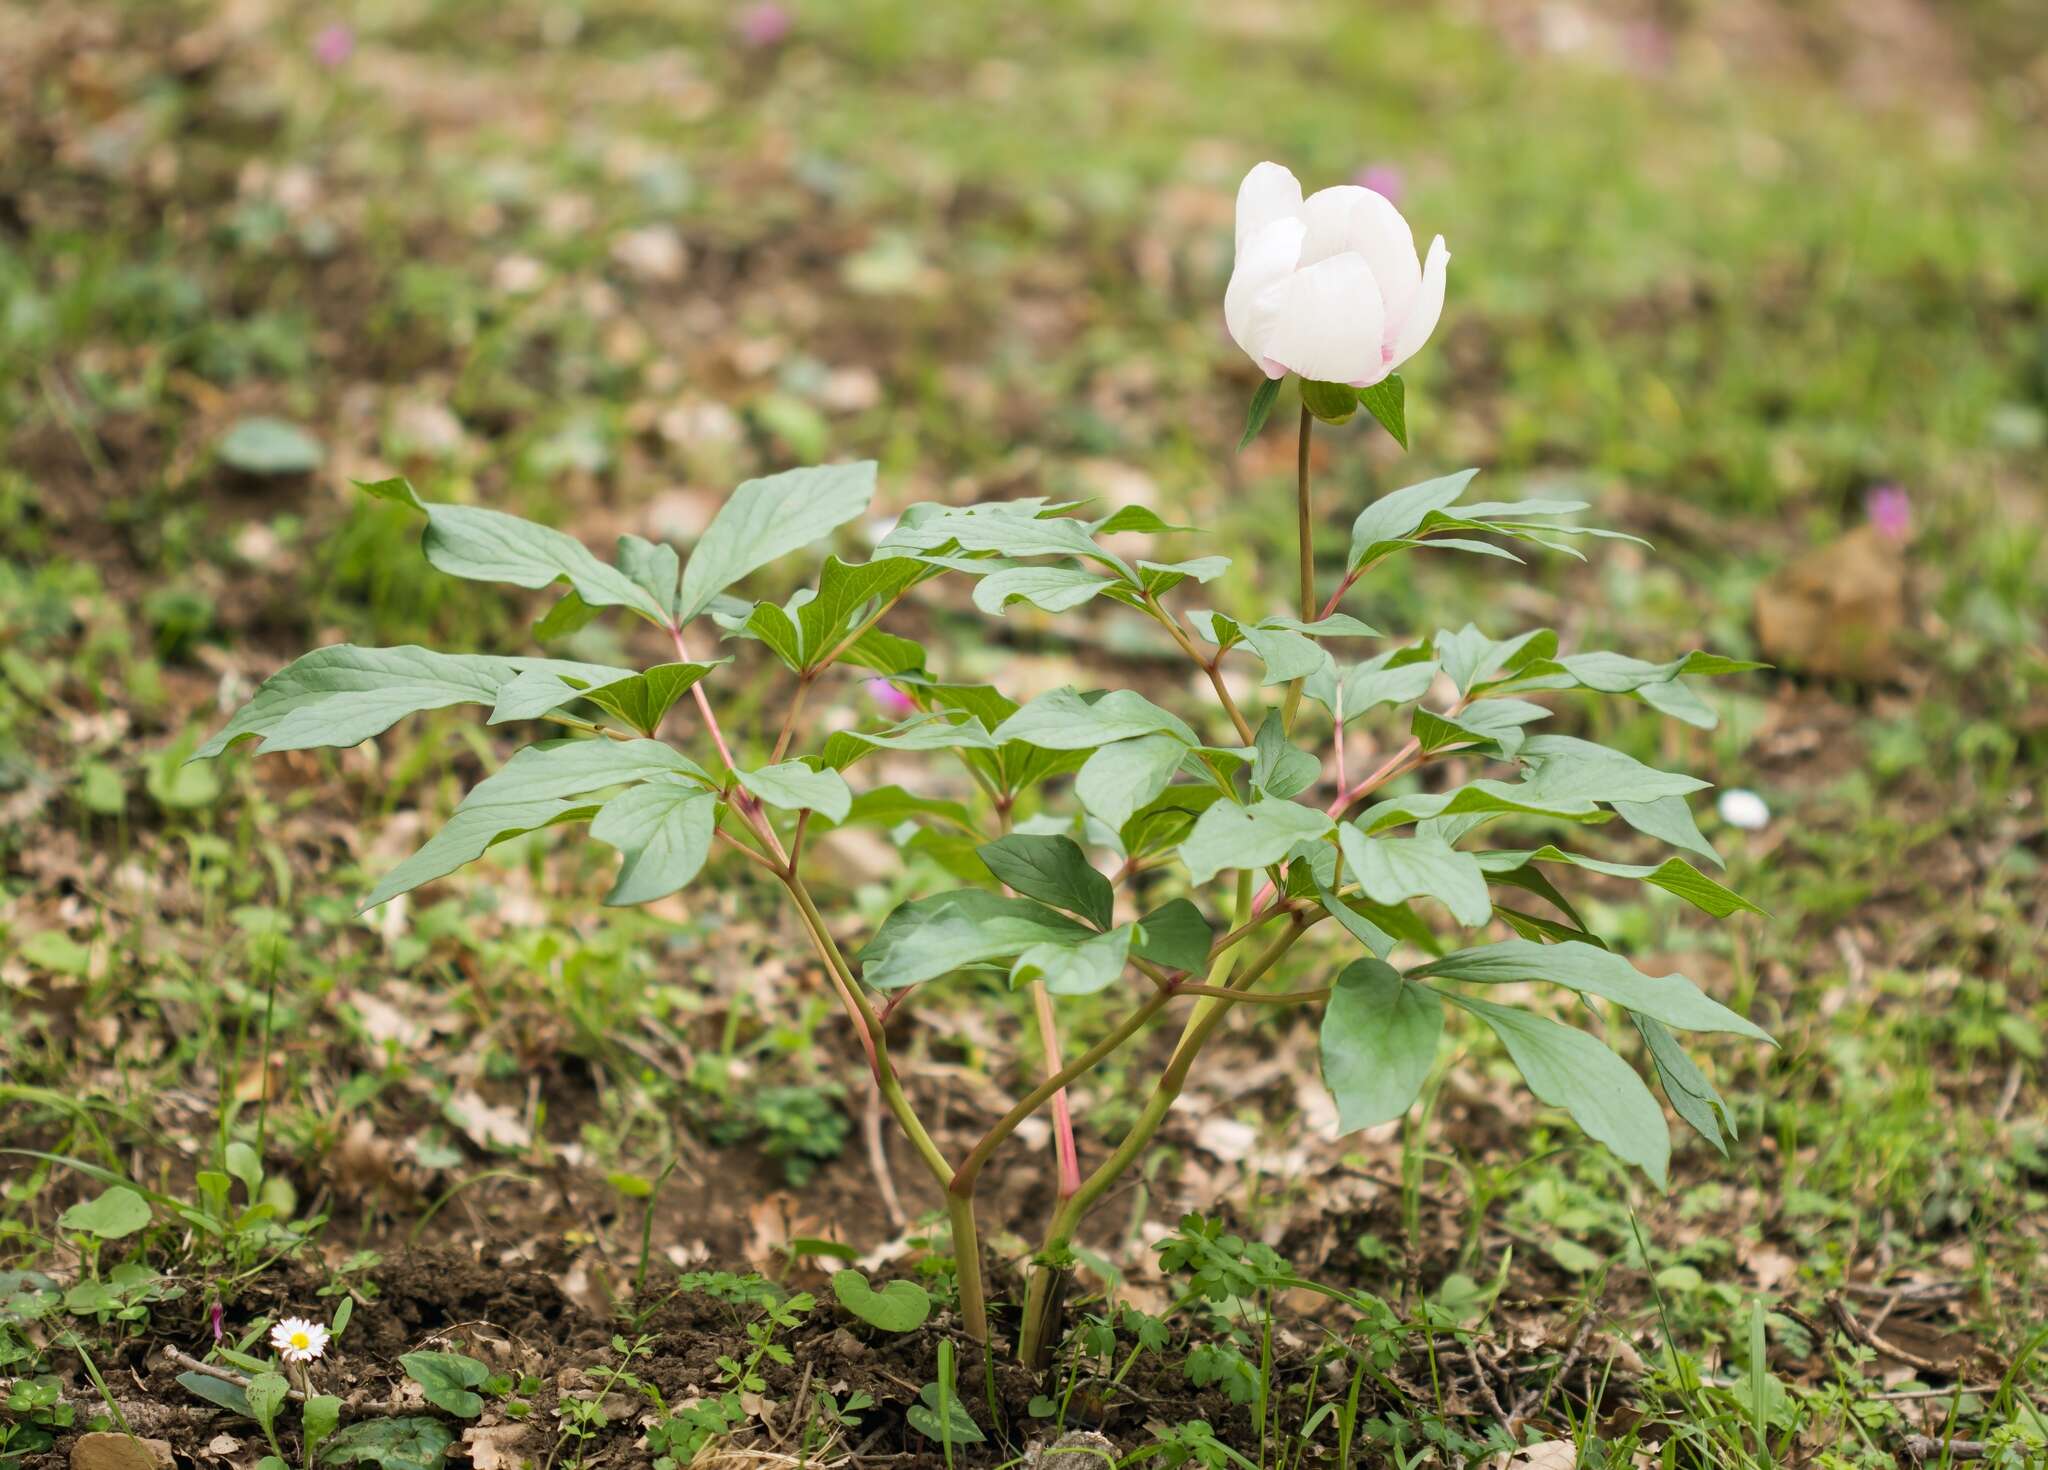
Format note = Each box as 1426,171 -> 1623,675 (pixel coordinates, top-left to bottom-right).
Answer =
489,660 -> 722,734
1416,939 -> 1770,1040
1320,959 -> 1443,1131
198,646 -> 626,757
1354,779 -> 1606,836
992,687 -> 1199,750
1633,1014 -> 1735,1154
1304,655 -> 1438,726
1515,735 -> 1710,803
674,462 -> 877,623
977,834 -> 1114,928
362,478 -> 670,624
1434,626 -> 1557,695
859,891 -> 1093,990
320,1415 -> 456,1470
1478,847 -> 1763,918
1131,898 -> 1212,972
1611,795 -> 1723,867
737,762 -> 853,823
1347,469 -> 1480,571
1337,830 -> 1491,927
589,778 -> 718,905
1076,734 -> 1187,831
742,554 -> 929,671
1179,799 -> 1333,884
1012,925 -> 1133,996
58,1185 -> 151,1240
1436,989 -> 1671,1186
361,739 -> 707,909
398,1350 -> 490,1418
973,566 -> 1118,615
880,499 -> 1132,579
1252,713 -> 1321,800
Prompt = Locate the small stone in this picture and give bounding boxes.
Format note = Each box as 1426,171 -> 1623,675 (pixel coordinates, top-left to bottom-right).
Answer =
71,1433 -> 175,1470
1025,1430 -> 1119,1467
827,1327 -> 867,1359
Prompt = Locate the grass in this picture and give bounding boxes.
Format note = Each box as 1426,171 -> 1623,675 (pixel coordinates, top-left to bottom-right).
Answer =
2,0 -> 2045,1465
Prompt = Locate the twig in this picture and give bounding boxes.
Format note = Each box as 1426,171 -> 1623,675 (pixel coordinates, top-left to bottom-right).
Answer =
1902,1436 -> 1990,1464
1461,1335 -> 1511,1429
161,1347 -> 405,1416
1826,1293 -> 1954,1375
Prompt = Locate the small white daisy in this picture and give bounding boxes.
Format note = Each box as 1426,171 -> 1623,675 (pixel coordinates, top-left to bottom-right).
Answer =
1717,789 -> 1771,832
270,1316 -> 329,1363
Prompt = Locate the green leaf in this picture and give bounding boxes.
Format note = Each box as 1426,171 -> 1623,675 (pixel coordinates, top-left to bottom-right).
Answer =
1435,989 -> 1671,1187
361,478 -> 670,625
992,687 -> 1199,749
319,1415 -> 457,1469
1515,734 -> 1710,803
972,566 -> 1117,615
1304,655 -> 1439,727
616,533 -> 681,615
1611,795 -> 1723,867
1357,374 -> 1407,447
833,786 -> 979,835
1132,899 -> 1213,973
1238,377 -> 1283,450
1299,377 -> 1360,424
489,660 -> 722,734
741,555 -> 931,671
246,1372 -> 290,1435
831,1270 -> 931,1332
219,417 -> 323,475
907,1384 -> 985,1445
1355,778 -> 1606,836
580,663 -> 721,735
859,891 -> 1093,990
1076,734 -> 1187,831
1013,925 -> 1133,996
303,1395 -> 343,1460
1411,698 -> 1550,758
1348,470 -> 1480,571
58,1185 -> 151,1240
1416,940 -> 1770,1040
977,834 -> 1114,928
1321,959 -> 1443,1131
1239,624 -> 1330,685
198,646 -> 642,758
1435,625 -> 1557,695
1633,1014 -> 1734,1154
881,499 -> 1132,579
1252,714 -> 1320,800
1312,878 -> 1397,960
362,738 -> 708,909
1337,830 -> 1491,928
177,1370 -> 252,1417
1179,799 -> 1333,885
589,778 -> 718,905
673,462 -> 877,623
1480,847 -> 1763,918
737,762 -> 853,823
399,1350 -> 490,1418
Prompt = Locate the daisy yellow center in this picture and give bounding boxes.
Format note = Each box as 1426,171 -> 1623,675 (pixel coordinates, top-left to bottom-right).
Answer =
289,1332 -> 311,1349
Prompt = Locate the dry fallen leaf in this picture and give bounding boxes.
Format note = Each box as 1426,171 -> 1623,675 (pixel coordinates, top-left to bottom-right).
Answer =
462,1423 -> 532,1470
70,1434 -> 174,1470
1754,525 -> 1906,680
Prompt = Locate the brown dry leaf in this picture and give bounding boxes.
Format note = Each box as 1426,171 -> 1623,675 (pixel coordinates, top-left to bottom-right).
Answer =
445,1089 -> 532,1151
462,1423 -> 533,1470
69,1434 -> 174,1470
1754,525 -> 1906,679
1487,1441 -> 1580,1469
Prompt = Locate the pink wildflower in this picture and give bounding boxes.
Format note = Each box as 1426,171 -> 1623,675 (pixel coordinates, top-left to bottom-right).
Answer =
865,679 -> 916,719
735,3 -> 792,49
312,24 -> 355,68
1865,484 -> 1912,542
1349,164 -> 1405,206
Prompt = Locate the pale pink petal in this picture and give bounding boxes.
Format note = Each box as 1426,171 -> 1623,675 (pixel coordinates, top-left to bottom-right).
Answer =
1234,162 -> 1303,249
1258,251 -> 1385,386
1383,234 -> 1448,371
1299,185 -> 1420,322
1224,216 -> 1306,374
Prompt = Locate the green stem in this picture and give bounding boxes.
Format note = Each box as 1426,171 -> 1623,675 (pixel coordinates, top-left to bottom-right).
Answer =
1282,405 -> 1315,732
1016,917 -> 1310,1365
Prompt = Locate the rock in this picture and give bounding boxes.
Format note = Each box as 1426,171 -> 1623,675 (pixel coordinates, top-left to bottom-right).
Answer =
70,1433 -> 174,1470
1754,524 -> 1906,681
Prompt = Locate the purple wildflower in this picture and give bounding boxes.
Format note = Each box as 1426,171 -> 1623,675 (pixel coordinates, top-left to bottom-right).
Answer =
735,3 -> 793,49
864,679 -> 916,719
312,23 -> 355,68
1350,164 -> 1405,206
1865,484 -> 1912,542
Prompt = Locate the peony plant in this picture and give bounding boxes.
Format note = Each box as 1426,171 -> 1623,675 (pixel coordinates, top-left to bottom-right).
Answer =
194,161 -> 1769,1367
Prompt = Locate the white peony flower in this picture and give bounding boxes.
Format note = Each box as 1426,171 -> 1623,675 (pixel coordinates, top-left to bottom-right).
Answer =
270,1316 -> 329,1363
1225,161 -> 1449,387
1716,789 -> 1771,831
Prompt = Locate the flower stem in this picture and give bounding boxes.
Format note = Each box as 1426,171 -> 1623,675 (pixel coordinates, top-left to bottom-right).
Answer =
1282,405 -> 1314,732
